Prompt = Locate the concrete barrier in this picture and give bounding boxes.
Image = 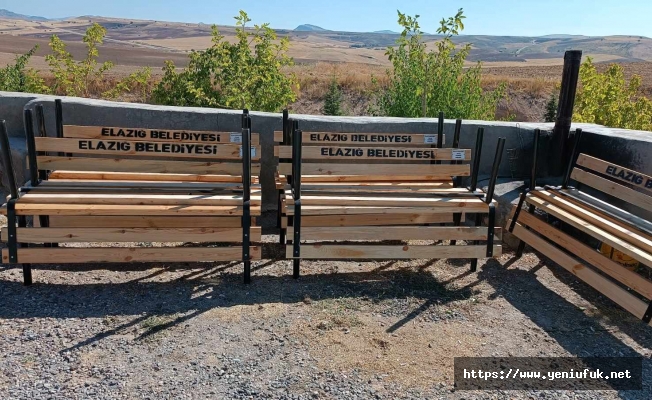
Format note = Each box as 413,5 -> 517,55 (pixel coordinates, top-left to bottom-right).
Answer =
0,92 -> 650,230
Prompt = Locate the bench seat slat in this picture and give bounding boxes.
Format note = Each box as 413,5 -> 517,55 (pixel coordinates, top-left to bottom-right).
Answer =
286,245 -> 501,259
275,146 -> 470,161
287,226 -> 495,241
1,227 -> 261,243
2,204 -> 261,217
18,194 -> 261,207
285,195 -> 490,208
511,222 -> 652,326
46,216 -> 245,228
525,193 -> 652,266
1,247 -> 261,264
287,204 -> 488,216
512,211 -> 652,300
48,171 -> 258,183
300,214 -> 454,227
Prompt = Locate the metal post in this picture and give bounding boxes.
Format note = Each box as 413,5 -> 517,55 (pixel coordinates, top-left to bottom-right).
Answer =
242,111 -> 252,284
470,128 -> 484,192
562,128 -> 583,189
35,104 -> 49,180
24,110 -> 39,186
0,121 -> 19,199
54,99 -> 70,157
530,129 -> 541,191
552,50 -> 582,175
292,127 -> 302,279
436,112 -> 444,164
485,138 -> 506,204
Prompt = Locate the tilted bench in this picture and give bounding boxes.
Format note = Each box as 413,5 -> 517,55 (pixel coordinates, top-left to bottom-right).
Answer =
508,129 -> 652,325
0,100 -> 261,285
275,112 -> 506,278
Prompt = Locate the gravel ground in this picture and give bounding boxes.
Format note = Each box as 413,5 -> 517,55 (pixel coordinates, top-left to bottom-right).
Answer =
1,236 -> 651,399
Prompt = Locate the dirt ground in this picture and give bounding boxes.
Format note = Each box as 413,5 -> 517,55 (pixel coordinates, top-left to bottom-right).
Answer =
1,234 -> 651,399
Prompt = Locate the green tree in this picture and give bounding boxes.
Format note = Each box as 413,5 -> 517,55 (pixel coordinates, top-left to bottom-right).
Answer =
574,58 -> 652,131
45,23 -> 149,99
0,45 -> 49,93
152,11 -> 298,111
544,94 -> 557,122
323,78 -> 343,116
377,9 -> 505,120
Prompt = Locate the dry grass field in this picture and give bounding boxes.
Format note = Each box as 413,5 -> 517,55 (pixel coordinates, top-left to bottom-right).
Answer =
1,14 -> 652,121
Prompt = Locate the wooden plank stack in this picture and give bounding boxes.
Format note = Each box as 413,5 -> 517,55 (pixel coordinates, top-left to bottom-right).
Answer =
0,100 -> 260,285
508,129 -> 652,325
277,110 -> 506,278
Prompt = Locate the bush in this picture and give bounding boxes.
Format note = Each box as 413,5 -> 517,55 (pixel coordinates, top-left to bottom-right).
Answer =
574,58 -> 652,131
46,23 -> 150,99
323,78 -> 343,116
0,45 -> 49,93
376,9 -> 505,119
544,94 -> 557,122
152,11 -> 298,111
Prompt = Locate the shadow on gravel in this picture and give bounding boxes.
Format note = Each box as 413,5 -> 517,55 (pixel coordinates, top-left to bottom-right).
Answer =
0,260 -> 479,350
480,258 -> 652,397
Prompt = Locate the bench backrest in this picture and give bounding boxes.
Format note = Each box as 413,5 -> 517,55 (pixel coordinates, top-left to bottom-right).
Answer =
570,153 -> 652,212
275,111 -> 486,185
26,100 -> 260,181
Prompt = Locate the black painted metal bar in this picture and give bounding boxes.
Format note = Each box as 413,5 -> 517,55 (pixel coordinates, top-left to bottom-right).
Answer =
562,128 -> 583,189
530,129 -> 541,190
470,128 -> 484,192
17,213 -> 32,285
292,127 -> 302,279
436,112 -> 444,165
452,119 -> 463,189
470,213 -> 483,272
35,104 -> 49,180
54,99 -> 70,157
486,204 -> 496,257
0,121 -> 19,199
24,110 -> 40,186
552,50 -> 582,175
242,111 -> 252,284
485,137 -> 505,204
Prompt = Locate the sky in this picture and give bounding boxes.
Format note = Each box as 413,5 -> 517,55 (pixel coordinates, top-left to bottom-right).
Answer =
2,0 -> 651,37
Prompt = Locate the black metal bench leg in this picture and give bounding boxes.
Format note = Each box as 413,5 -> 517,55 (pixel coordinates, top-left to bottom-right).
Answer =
278,190 -> 286,245
17,216 -> 32,286
470,213 -> 483,272
450,213 -> 462,246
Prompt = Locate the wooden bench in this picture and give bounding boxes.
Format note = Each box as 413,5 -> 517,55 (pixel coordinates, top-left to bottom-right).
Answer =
508,128 -> 652,325
0,99 -> 261,285
275,112 -> 505,278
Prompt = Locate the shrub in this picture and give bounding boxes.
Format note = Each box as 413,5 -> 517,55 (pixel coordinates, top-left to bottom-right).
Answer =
323,78 -> 343,116
376,9 -> 505,119
544,94 -> 557,122
574,58 -> 652,131
46,23 -> 150,99
0,45 -> 49,93
152,11 -> 298,111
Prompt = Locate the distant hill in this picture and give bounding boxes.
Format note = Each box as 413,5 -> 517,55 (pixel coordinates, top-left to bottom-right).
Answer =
373,30 -> 399,34
295,24 -> 327,32
0,9 -> 48,21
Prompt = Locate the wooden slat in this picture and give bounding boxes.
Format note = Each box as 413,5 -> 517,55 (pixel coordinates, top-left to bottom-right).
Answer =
571,168 -> 652,211
35,138 -> 260,160
287,226 -> 494,241
525,194 -> 652,266
512,223 -> 652,325
298,182 -> 464,189
39,180 -> 257,189
532,190 -> 652,254
300,214 -> 454,226
274,131 -> 445,145
514,211 -> 652,300
561,189 -> 652,236
38,157 -> 252,175
1,227 -> 261,243
286,245 -> 501,259
47,216 -> 245,228
277,163 -> 469,177
275,146 -> 470,161
277,172 -> 454,184
289,205 -> 488,216
2,247 -> 262,264
576,154 -> 652,194
47,171 -> 258,182
286,195 -> 486,207
11,204 -> 258,217
19,193 -> 261,207
64,125 -> 260,145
